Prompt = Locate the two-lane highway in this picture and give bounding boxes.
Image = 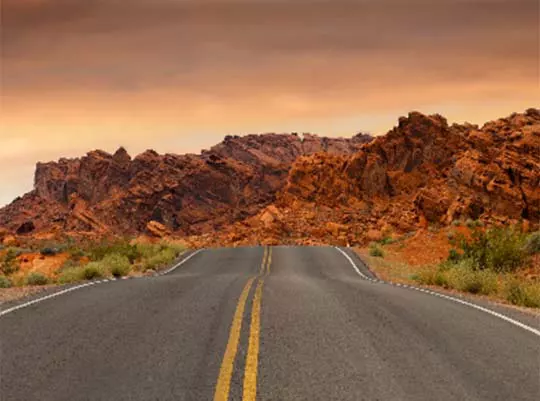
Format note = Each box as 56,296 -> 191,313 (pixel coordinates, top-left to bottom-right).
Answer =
1,246 -> 539,400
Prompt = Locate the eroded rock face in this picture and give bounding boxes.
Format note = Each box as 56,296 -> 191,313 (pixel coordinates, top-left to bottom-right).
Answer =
0,133 -> 370,237
198,109 -> 539,247
1,109 -> 538,247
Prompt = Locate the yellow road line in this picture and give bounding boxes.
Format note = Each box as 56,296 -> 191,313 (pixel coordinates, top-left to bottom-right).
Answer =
265,247 -> 272,276
213,277 -> 255,401
242,279 -> 264,401
259,247 -> 267,275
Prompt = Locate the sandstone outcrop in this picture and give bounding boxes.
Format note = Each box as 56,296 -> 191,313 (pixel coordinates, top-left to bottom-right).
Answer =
192,109 -> 539,247
0,134 -> 371,238
1,109 -> 538,248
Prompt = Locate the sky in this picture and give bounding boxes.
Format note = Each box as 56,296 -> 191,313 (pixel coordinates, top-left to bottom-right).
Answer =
1,0 -> 538,206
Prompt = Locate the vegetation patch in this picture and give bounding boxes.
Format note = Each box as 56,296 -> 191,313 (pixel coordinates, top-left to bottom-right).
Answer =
25,272 -> 49,286
103,253 -> 132,277
411,226 -> 540,307
0,276 -> 13,288
0,248 -> 21,276
81,262 -> 107,280
369,244 -> 384,258
362,225 -> 540,309
45,239 -> 185,285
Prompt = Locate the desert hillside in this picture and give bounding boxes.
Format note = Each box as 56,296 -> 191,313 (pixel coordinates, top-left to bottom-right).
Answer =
0,109 -> 538,247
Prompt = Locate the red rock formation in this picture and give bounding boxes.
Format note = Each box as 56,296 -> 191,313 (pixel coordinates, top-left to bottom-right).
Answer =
194,109 -> 539,247
0,134 -> 370,238
1,109 -> 538,247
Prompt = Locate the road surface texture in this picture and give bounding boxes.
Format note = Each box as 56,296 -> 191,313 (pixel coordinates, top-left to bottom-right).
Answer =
1,246 -> 539,401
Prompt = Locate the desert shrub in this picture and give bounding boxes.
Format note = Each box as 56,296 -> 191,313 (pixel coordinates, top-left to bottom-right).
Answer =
452,219 -> 461,227
57,267 -> 84,284
525,231 -> 540,255
0,276 -> 12,288
135,241 -> 184,271
413,266 -> 449,287
40,247 -> 58,256
412,268 -> 435,285
81,262 -> 107,280
165,241 -> 186,255
88,239 -> 140,263
452,226 -> 528,272
504,279 -> 540,308
0,248 -> 21,275
136,243 -> 163,260
369,244 -> 384,258
465,219 -> 476,228
380,237 -> 396,245
445,260 -> 498,295
447,248 -> 460,263
25,272 -> 49,286
102,253 -> 131,277
68,247 -> 87,260
141,248 -> 178,271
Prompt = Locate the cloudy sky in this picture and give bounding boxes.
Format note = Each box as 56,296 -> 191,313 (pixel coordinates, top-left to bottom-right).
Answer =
1,0 -> 538,206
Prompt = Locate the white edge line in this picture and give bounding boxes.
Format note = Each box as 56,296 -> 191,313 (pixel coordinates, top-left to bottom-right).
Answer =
0,282 -> 95,317
0,249 -> 204,318
334,246 -> 540,338
161,249 -> 203,275
334,247 -> 371,280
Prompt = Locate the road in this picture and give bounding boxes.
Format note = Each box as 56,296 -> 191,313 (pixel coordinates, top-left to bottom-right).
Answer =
1,246 -> 539,401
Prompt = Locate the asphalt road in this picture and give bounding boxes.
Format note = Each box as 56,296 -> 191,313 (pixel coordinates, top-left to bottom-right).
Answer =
1,246 -> 539,401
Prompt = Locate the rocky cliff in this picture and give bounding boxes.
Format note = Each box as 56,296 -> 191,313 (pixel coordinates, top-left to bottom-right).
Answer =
1,109 -> 538,247
0,133 -> 372,238
195,109 -> 540,246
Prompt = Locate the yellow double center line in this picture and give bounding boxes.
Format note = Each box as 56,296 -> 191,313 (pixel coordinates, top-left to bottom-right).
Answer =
213,247 -> 272,401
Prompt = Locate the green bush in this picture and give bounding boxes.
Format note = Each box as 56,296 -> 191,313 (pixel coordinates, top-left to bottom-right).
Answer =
136,243 -> 162,260
525,231 -> 540,254
445,261 -> 498,295
369,244 -> 384,258
447,248 -> 460,263
135,241 -> 184,271
57,267 -> 84,284
413,268 -> 435,285
82,262 -> 107,280
452,219 -> 461,227
452,226 -> 528,272
380,237 -> 396,245
89,239 -> 140,263
504,280 -> 540,308
102,253 -> 131,277
26,272 -> 49,286
0,248 -> 20,275
0,275 -> 12,288
414,266 -> 449,287
141,248 -> 178,271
